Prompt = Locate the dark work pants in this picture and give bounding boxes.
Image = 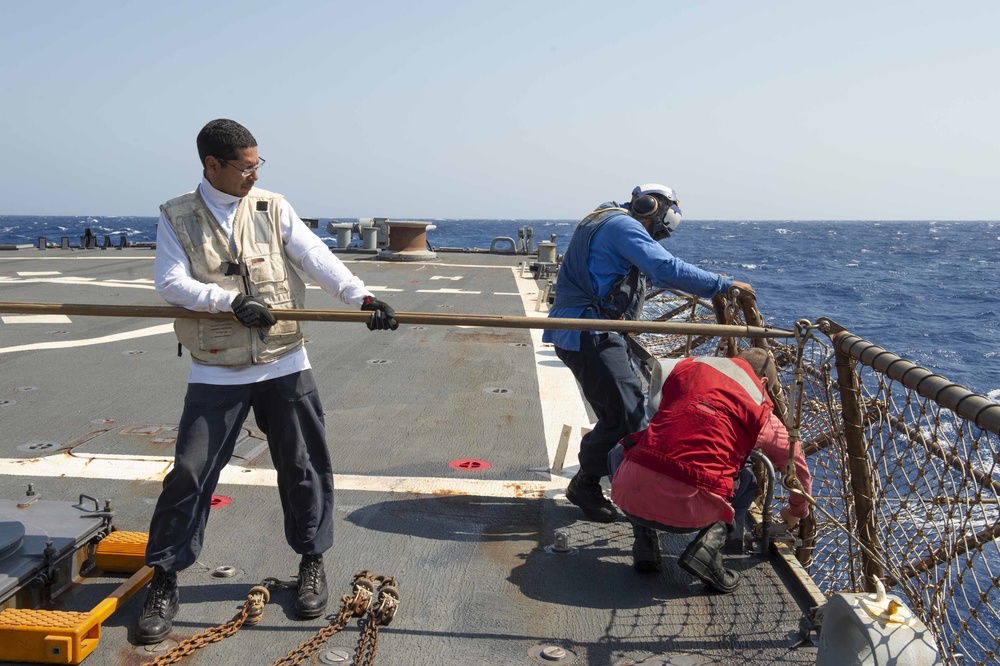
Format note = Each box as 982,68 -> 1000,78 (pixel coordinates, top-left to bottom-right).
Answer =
555,332 -> 646,477
145,370 -> 334,573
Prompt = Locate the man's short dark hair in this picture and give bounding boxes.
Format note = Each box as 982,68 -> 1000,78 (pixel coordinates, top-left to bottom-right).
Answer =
736,347 -> 778,387
196,119 -> 257,165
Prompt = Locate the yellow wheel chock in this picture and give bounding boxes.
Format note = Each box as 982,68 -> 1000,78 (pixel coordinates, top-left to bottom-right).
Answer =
0,532 -> 153,664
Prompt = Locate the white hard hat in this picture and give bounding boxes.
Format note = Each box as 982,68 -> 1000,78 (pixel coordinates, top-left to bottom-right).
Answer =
630,183 -> 682,238
632,183 -> 678,204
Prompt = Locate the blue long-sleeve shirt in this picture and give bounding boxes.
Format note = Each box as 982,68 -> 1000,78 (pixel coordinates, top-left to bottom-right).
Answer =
543,206 -> 731,351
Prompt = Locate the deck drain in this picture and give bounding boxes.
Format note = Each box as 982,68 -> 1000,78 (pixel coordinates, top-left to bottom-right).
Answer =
210,495 -> 233,508
437,304 -> 454,308
484,387 -> 513,395
92,418 -> 117,425
211,565 -> 238,578
366,359 -> 392,365
448,458 -> 492,471
123,350 -> 147,355
17,441 -> 60,453
509,342 -> 530,347
409,325 -> 427,330
529,644 -> 576,664
47,330 -> 69,335
15,386 -> 38,392
0,399 -> 15,407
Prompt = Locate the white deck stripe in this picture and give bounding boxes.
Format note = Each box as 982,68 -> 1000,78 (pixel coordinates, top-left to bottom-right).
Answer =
512,267 -> 590,474
415,288 -> 482,294
0,276 -> 156,290
0,323 -> 174,354
0,453 -> 568,498
1,315 -> 73,324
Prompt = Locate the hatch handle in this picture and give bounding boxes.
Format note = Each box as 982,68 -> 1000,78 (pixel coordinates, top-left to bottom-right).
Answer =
75,494 -> 101,513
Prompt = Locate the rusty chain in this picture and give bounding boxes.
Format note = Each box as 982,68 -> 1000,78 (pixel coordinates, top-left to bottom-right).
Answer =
270,570 -> 399,666
142,571 -> 398,665
147,585 -> 270,665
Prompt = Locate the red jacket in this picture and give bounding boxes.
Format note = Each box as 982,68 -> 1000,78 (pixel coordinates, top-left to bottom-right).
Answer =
624,356 -> 772,499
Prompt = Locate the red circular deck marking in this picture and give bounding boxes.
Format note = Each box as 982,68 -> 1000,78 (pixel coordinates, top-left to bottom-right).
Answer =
448,459 -> 492,471
210,495 -> 232,508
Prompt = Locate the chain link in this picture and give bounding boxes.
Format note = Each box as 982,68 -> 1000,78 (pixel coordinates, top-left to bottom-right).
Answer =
148,585 -> 270,665
270,570 -> 399,666
143,570 -> 398,666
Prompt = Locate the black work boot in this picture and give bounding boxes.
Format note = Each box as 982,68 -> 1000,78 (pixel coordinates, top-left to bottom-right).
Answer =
631,523 -> 661,573
295,554 -> 329,619
678,521 -> 741,593
135,568 -> 179,644
566,472 -> 618,523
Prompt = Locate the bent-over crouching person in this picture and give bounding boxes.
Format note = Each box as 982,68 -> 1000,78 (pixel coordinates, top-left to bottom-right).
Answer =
135,119 -> 399,644
609,348 -> 812,593
543,183 -> 754,524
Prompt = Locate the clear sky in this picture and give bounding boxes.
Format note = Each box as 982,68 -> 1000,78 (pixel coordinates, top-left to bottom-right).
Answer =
1,1 -> 997,220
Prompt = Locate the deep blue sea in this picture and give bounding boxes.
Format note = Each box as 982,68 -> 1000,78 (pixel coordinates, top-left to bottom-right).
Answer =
2,215 -> 998,398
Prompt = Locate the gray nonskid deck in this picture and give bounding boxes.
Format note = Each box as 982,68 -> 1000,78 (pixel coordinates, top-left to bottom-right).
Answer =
0,249 -> 817,665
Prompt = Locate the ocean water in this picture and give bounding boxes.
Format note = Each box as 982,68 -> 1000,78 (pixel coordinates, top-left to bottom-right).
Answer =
2,215 -> 998,397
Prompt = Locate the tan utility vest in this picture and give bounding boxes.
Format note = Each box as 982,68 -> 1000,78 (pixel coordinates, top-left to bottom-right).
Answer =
161,187 -> 305,368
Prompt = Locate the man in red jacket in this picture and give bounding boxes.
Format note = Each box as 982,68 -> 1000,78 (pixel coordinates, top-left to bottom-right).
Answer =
609,348 -> 812,593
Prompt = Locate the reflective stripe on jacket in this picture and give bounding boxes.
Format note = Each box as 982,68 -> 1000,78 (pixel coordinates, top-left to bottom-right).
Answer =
623,356 -> 772,498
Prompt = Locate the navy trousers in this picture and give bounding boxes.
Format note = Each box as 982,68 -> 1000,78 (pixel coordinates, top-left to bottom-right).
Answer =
555,331 -> 647,477
145,370 -> 333,572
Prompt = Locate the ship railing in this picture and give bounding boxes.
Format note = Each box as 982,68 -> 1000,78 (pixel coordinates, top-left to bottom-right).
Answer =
635,288 -> 1000,666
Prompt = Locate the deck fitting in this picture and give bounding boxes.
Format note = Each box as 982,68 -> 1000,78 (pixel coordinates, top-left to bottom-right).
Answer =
17,441 -> 58,453
544,530 -> 578,555
529,644 -> 576,664
319,648 -> 352,663
142,638 -> 178,654
448,459 -> 492,471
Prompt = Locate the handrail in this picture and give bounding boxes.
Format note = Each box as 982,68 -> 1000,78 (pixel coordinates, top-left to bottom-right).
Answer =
819,317 -> 1000,436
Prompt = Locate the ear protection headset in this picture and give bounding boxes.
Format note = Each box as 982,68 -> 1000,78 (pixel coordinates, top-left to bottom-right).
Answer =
630,194 -> 662,219
629,185 -> 682,240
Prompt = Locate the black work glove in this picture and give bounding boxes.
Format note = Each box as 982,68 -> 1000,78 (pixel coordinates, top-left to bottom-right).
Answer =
361,296 -> 398,331
231,294 -> 276,329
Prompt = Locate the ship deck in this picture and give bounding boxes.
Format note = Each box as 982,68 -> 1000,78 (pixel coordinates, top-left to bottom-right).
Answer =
0,247 -> 818,665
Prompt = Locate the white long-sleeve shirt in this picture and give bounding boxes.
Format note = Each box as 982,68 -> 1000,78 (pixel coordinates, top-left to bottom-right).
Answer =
155,178 -> 372,385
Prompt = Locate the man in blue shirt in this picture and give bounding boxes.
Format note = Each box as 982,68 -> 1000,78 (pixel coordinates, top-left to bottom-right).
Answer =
543,184 -> 753,523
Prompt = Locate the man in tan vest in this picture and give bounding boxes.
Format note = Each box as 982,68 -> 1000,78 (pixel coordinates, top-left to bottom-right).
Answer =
134,118 -> 398,644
